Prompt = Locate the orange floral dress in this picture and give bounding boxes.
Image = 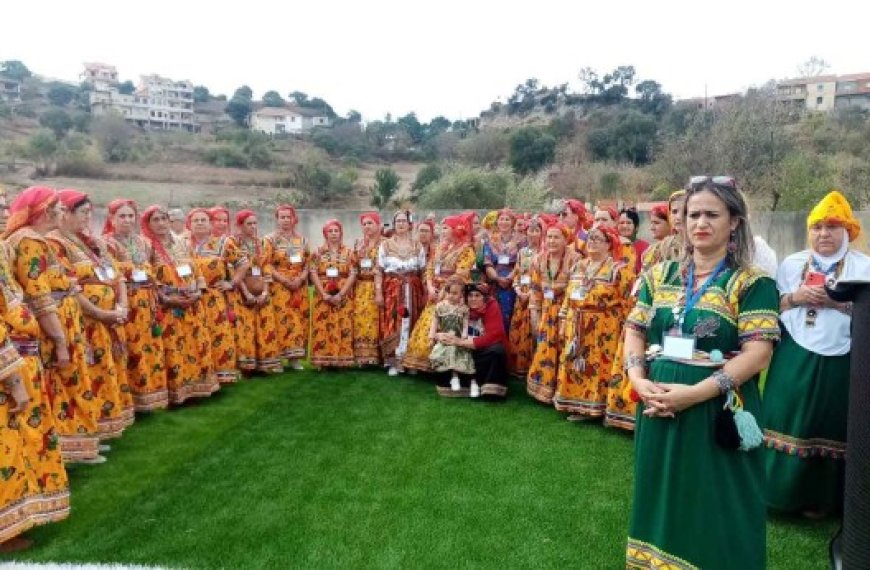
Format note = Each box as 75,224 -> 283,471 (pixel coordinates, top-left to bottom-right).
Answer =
48,231 -> 133,437
192,235 -> 241,383
0,244 -> 69,534
264,233 -> 310,361
353,237 -> 381,366
402,243 -> 475,372
226,236 -> 282,373
6,228 -> 101,461
151,235 -> 218,404
526,249 -> 576,404
554,257 -> 633,417
0,321 -> 69,543
310,244 -> 356,368
508,245 -> 537,377
105,233 -> 168,411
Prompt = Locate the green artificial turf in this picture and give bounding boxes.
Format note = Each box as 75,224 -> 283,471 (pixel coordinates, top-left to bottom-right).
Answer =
3,370 -> 836,569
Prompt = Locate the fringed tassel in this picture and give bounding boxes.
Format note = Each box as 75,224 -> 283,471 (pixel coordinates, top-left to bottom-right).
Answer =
716,390 -> 763,452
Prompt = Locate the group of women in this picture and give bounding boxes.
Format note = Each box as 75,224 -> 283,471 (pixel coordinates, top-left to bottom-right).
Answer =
1,182 -> 865,570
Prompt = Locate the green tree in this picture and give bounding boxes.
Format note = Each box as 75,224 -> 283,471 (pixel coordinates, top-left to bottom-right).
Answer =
289,91 -> 308,105
91,114 -> 134,162
370,167 -> 400,208
225,85 -> 253,127
398,113 -> 425,144
346,109 -> 362,123
417,167 -> 514,209
46,82 -> 76,106
635,80 -> 672,117
25,129 -> 58,174
39,108 -> 73,138
586,109 -> 658,165
262,90 -> 286,107
117,80 -> 135,95
193,85 -> 210,103
509,127 -> 556,174
505,173 -> 551,211
410,164 -> 443,201
0,60 -> 31,81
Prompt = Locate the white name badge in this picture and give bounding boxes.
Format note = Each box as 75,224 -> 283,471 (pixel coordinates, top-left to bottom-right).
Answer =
520,275 -> 531,286
289,254 -> 303,264
630,278 -> 641,298
570,288 -> 584,301
662,334 -> 696,360
360,259 -> 373,269
104,266 -> 116,280
434,264 -> 442,275
132,269 -> 148,283
176,264 -> 192,277
543,288 -> 555,301
251,266 -> 262,277
498,255 -> 511,265
326,267 -> 339,278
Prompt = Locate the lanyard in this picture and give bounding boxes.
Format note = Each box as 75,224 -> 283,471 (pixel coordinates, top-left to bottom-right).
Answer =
810,256 -> 840,276
679,258 -> 728,331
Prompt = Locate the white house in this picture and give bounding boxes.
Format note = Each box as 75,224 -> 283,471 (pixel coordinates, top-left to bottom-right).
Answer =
249,105 -> 330,135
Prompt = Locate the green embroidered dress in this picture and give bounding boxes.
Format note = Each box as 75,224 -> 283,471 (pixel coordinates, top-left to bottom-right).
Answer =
625,261 -> 780,570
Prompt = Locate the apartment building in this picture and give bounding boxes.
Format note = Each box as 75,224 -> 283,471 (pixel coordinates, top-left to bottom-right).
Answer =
80,63 -> 119,92
0,75 -> 20,102
86,65 -> 199,132
777,72 -> 870,111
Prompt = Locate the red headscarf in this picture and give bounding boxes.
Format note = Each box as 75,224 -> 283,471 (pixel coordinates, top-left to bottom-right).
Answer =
102,198 -> 138,235
275,205 -> 297,224
600,206 -> 619,224
57,188 -> 89,212
140,205 -> 173,266
564,199 -> 593,230
590,224 -> 622,257
208,206 -> 230,237
650,203 -> 669,222
322,219 -> 343,242
548,222 -> 574,243
443,214 -> 471,243
185,207 -> 211,232
360,211 -> 381,227
5,186 -> 57,237
235,209 -> 256,228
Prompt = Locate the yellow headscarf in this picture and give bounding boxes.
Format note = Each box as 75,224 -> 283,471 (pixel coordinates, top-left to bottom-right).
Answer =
807,190 -> 861,242
481,210 -> 499,232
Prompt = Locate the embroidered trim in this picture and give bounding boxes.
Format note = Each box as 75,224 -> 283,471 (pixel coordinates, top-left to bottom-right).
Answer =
763,429 -> 846,460
627,538 -> 698,570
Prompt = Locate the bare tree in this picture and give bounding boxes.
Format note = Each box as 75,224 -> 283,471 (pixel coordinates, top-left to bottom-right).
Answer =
796,56 -> 831,78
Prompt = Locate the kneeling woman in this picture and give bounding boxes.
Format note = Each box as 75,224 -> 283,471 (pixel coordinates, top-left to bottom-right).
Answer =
433,282 -> 509,400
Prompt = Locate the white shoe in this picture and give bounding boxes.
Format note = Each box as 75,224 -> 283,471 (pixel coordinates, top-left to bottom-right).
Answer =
289,360 -> 304,371
469,380 -> 480,398
450,376 -> 461,391
388,366 -> 399,377
74,454 -> 108,465
99,444 -> 111,453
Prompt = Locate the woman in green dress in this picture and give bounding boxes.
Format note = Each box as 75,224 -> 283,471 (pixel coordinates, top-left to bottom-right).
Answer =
763,190 -> 870,516
623,177 -> 780,570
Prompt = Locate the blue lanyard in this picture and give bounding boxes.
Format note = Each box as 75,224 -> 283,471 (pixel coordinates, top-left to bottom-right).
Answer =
810,257 -> 839,276
681,258 -> 728,331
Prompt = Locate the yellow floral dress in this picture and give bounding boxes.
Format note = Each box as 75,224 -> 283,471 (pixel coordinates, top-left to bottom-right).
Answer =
353,237 -> 381,366
192,235 -> 241,383
508,245 -> 537,377
402,243 -> 475,372
105,234 -> 168,412
0,244 -> 69,529
0,322 -> 69,543
6,228 -> 101,461
264,233 -> 310,361
526,249 -> 576,404
151,236 -> 218,404
227,236 -> 283,373
48,231 -> 133,437
554,257 -> 633,417
310,244 -> 356,368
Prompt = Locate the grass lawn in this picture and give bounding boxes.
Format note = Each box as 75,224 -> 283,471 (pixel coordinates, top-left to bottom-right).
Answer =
3,369 -> 836,569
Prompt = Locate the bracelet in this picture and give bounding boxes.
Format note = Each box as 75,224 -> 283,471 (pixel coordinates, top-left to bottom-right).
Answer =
710,369 -> 736,395
623,354 -> 646,373
787,293 -> 798,307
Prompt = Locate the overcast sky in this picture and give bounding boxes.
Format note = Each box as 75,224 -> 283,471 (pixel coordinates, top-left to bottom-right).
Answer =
4,0 -> 868,122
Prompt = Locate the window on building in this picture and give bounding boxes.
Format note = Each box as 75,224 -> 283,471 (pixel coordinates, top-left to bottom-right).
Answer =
816,97 -> 824,105
817,84 -> 825,92
291,116 -> 296,122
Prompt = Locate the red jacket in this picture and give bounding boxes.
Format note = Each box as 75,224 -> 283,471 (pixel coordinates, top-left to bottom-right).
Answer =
469,298 -> 506,350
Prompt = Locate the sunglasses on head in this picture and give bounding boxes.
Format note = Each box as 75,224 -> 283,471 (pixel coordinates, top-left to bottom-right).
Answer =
689,175 -> 736,189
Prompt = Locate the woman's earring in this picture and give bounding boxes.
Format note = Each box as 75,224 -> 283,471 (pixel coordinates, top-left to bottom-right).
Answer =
727,231 -> 737,254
